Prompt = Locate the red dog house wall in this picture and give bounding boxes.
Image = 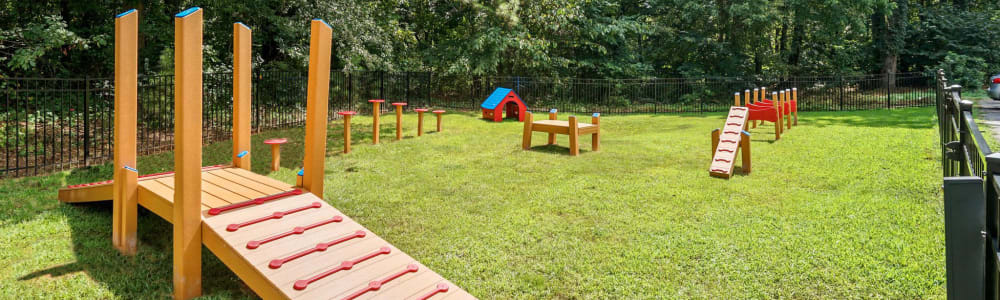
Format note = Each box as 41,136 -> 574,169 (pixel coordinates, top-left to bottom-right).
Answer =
480,87 -> 527,122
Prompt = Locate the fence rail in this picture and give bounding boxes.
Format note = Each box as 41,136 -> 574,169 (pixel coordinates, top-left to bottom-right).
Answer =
2,71 -> 932,177
936,69 -> 1000,300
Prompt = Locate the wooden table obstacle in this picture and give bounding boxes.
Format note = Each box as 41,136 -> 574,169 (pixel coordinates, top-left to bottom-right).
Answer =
414,108 -> 429,136
338,111 -> 356,153
263,138 -> 288,171
368,99 -> 384,144
709,107 -> 751,179
522,111 -> 600,156
392,102 -> 407,140
433,110 -> 446,132
56,9 -> 475,300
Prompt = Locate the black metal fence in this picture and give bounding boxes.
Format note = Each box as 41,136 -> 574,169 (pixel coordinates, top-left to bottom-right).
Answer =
2,71 -> 933,177
936,69 -> 998,300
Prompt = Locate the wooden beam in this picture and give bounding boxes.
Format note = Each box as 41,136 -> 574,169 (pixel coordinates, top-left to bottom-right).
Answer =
568,116 -> 579,156
302,19 -> 333,198
113,9 -> 139,255
233,22 -> 252,170
173,7 -> 203,299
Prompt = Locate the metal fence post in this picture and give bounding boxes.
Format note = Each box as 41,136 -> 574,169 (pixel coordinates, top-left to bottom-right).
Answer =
83,76 -> 91,166
886,73 -> 892,109
943,176 -> 988,300
839,76 -> 845,111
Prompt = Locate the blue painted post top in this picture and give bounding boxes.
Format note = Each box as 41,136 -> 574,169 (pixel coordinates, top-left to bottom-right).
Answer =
235,22 -> 250,30
297,169 -> 304,176
116,9 -> 137,18
592,113 -> 600,117
175,7 -> 200,18
742,130 -> 751,136
312,18 -> 331,29
237,150 -> 249,158
549,109 -> 557,113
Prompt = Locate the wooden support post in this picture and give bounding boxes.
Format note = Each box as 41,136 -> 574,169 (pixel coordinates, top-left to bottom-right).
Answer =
369,99 -> 383,144
772,92 -> 781,140
270,144 -> 280,170
591,113 -> 600,151
233,22 -> 252,170
522,112 -> 534,149
302,19 -> 333,198
568,115 -> 580,156
744,89 -> 750,106
393,102 -> 407,140
733,92 -> 740,107
711,129 -> 720,156
792,88 -> 798,125
752,88 -> 758,128
173,7 -> 203,299
761,87 -> 766,101
740,131 -> 751,174
338,111 -> 355,153
783,90 -> 791,129
547,109 -> 557,145
434,110 -> 445,132
112,9 -> 138,255
415,109 -> 426,136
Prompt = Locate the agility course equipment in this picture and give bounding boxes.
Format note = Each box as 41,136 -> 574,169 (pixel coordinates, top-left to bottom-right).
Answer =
414,108 -> 429,136
263,138 -> 288,171
522,111 -> 600,156
338,111 -> 356,153
743,91 -> 783,140
393,102 -> 407,140
57,9 -> 474,300
709,107 -> 751,178
481,87 -> 527,122
433,110 -> 446,132
369,99 -> 385,144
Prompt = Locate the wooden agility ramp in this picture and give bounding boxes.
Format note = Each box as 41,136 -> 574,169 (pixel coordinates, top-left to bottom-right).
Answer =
58,9 -> 475,300
709,106 -> 751,179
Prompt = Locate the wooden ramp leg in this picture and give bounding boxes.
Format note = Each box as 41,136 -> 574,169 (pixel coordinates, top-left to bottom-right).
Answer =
591,113 -> 600,151
173,7 -> 204,299
522,112 -> 533,150
569,115 -> 579,156
740,131 -> 751,174
711,129 -> 720,156
547,109 -> 557,145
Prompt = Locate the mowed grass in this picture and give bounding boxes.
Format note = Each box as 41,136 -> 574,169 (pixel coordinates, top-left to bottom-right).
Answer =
0,108 -> 944,299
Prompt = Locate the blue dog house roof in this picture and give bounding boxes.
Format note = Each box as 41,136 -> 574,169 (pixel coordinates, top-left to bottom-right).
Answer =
481,88 -> 514,109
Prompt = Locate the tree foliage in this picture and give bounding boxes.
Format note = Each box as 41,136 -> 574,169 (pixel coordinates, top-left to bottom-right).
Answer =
1,0 -> 997,79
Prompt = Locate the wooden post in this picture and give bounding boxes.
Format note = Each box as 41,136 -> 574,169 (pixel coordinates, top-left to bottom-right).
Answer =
415,109 -> 426,136
772,91 -> 781,139
173,7 -> 203,299
233,23 -> 252,170
782,90 -> 791,129
591,113 -> 600,151
369,99 -> 383,144
343,114 -> 353,153
568,116 -> 580,156
393,102 -> 406,140
338,111 -> 355,153
752,88 -> 759,128
743,89 -> 750,106
302,19 -> 333,198
711,129 -> 720,155
270,144 -> 280,171
740,131 -> 751,174
733,92 -> 740,107
792,88 -> 798,125
112,9 -> 138,255
761,87 -> 766,101
547,109 -> 557,145
434,110 -> 445,132
522,112 -> 533,150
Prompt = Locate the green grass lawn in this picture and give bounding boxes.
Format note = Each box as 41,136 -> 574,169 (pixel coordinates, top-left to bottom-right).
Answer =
0,108 -> 944,299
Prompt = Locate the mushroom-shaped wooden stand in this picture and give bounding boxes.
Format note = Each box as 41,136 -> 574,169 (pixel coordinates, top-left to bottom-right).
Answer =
338,111 -> 357,153
433,110 -> 446,132
414,108 -> 429,136
368,99 -> 384,144
391,102 -> 407,140
263,138 -> 288,171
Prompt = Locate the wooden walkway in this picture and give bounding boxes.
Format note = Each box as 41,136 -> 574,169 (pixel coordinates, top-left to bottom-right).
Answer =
58,167 -> 475,299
